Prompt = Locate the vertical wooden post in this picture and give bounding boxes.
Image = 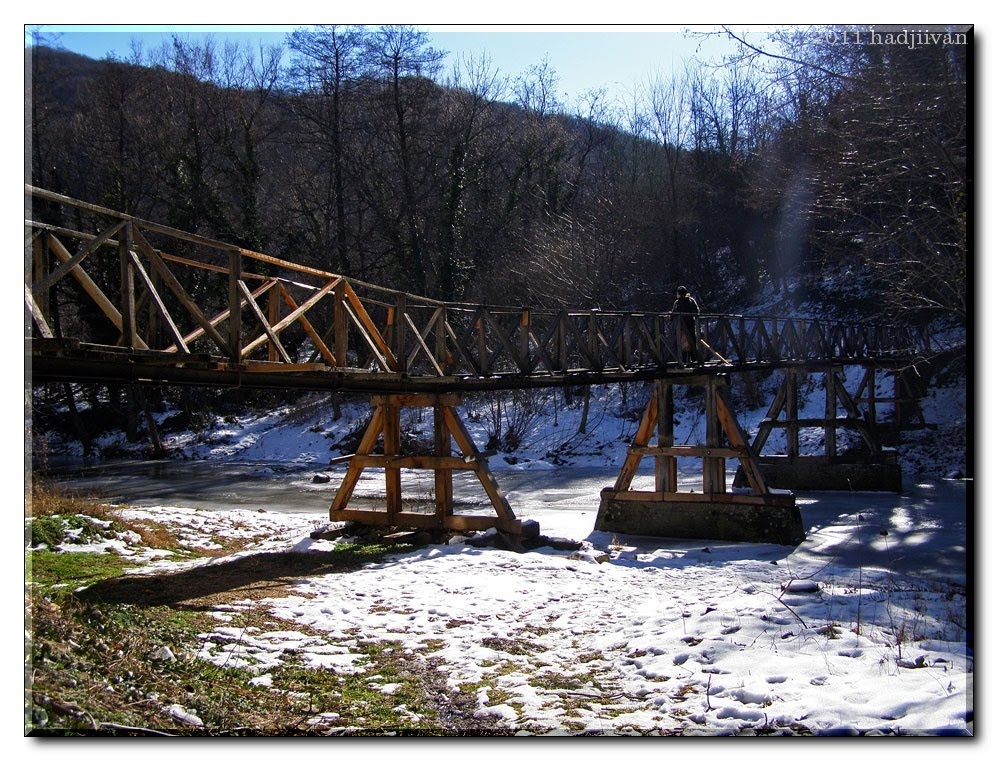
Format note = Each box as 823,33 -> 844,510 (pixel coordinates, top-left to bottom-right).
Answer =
118,223 -> 137,348
147,267 -> 162,349
383,397 -> 402,522
824,369 -> 838,459
556,311 -> 567,372
588,311 -> 598,370
435,306 -> 448,372
622,313 -> 633,366
737,315 -> 746,363
267,285 -> 280,362
675,315 -> 685,366
395,294 -> 408,375
704,377 -> 725,495
32,236 -> 49,316
333,279 -> 348,367
475,312 -> 486,373
653,314 -> 664,362
384,304 -> 396,358
655,380 -> 677,493
866,369 -> 877,428
228,248 -> 242,361
518,308 -> 531,373
787,370 -> 800,460
892,370 -> 904,430
434,399 -> 453,521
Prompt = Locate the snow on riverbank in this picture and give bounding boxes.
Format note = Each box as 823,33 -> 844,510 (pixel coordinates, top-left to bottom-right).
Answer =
36,466 -> 972,736
29,371 -> 973,737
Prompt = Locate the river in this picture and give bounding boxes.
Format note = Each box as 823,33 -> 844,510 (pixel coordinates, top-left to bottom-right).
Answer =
38,457 -> 969,586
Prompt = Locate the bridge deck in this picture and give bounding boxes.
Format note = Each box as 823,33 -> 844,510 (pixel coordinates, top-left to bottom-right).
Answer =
26,186 -> 929,394
28,337 -> 918,394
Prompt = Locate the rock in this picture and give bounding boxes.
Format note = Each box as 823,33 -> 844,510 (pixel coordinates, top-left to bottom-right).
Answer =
570,550 -> 610,564
150,645 -> 176,662
783,579 -> 820,594
312,473 -> 331,483
168,704 -> 204,727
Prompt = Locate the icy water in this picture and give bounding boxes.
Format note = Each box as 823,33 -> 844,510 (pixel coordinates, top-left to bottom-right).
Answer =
38,458 -> 969,586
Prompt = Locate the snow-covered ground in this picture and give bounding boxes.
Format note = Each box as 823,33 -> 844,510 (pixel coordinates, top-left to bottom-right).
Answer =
29,373 -> 973,738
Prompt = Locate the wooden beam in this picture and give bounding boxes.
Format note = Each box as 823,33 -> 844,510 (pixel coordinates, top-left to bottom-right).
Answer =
238,280 -> 293,363
330,508 -> 522,534
403,312 -> 445,376
330,407 -> 385,515
343,282 -> 397,370
703,377 -> 725,495
131,229 -> 229,354
613,385 -> 658,491
46,234 -> 150,350
25,283 -> 54,338
382,397 -> 402,520
239,362 -> 331,373
655,380 -> 677,493
126,249 -> 190,354
442,405 -> 518,523
229,250 -> 242,361
434,398 -> 453,516
342,300 -> 392,372
242,277 -> 340,357
278,285 -> 338,367
824,369 -> 837,458
715,383 -> 769,496
351,454 -> 480,470
371,393 -> 461,408
118,223 -> 138,348
164,279 -> 276,353
32,221 -> 126,294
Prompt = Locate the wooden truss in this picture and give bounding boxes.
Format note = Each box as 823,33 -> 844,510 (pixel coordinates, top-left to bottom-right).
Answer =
329,393 -> 528,535
27,187 -> 929,392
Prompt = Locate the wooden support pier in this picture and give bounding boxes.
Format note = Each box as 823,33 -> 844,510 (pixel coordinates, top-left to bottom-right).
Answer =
329,393 -> 536,537
734,367 -> 903,492
596,377 -> 804,545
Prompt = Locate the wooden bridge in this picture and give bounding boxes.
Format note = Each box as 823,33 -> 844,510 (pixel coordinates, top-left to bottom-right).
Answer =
26,186 -> 937,544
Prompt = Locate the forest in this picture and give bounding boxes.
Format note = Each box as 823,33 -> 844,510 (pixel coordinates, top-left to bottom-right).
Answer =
28,25 -> 969,317
26,25 -> 970,450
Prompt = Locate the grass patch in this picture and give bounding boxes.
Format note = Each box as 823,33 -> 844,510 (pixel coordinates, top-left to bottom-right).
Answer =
26,486 -> 513,736
27,549 -> 130,592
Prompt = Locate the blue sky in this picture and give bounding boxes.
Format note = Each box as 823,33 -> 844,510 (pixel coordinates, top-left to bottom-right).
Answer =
26,23 -> 747,108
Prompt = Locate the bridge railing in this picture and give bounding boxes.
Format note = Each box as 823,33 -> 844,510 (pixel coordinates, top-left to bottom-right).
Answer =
26,186 -> 928,384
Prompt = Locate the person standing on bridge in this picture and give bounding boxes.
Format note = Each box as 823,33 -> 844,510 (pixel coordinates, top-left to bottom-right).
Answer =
670,286 -> 701,366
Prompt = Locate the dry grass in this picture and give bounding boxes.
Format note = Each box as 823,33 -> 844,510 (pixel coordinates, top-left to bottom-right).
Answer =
25,486 -> 514,736
28,482 -> 110,520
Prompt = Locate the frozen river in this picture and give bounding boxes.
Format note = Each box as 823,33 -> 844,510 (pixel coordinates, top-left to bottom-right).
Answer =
40,458 -> 969,587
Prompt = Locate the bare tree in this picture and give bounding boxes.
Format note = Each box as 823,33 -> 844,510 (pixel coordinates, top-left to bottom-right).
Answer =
435,52 -> 511,299
286,25 -> 367,274
359,25 -> 446,294
718,25 -> 968,326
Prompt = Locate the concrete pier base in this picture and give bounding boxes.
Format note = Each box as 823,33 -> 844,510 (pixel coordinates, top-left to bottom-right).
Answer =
595,488 -> 805,546
734,451 -> 901,493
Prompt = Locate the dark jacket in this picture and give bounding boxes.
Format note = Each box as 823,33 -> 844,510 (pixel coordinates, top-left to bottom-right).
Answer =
671,293 -> 700,324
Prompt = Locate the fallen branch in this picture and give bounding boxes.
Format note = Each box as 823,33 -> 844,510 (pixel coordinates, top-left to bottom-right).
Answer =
99,722 -> 177,737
